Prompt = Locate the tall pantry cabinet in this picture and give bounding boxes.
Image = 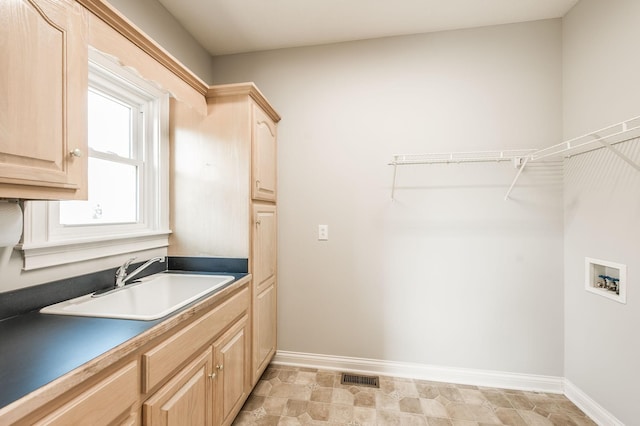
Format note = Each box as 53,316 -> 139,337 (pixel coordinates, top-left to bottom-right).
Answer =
170,83 -> 280,385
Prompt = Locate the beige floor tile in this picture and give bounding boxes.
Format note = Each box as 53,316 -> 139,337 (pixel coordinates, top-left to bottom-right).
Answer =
276,416 -> 302,425
288,384 -> 313,401
310,387 -> 333,403
378,409 -> 404,426
533,403 -> 559,418
244,394 -> 266,411
295,371 -> 317,385
269,383 -> 295,398
427,418 -> 454,426
450,420 -> 477,426
494,408 -> 528,426
547,412 -> 580,425
400,412 -> 429,425
255,415 -> 281,426
284,399 -> 308,417
380,377 -> 399,394
278,369 -> 298,383
328,403 -> 353,423
416,383 -> 440,399
480,390 -> 513,409
331,387 -> 355,405
232,411 -> 256,425
306,401 -> 331,421
399,397 -> 423,414
316,371 -> 338,387
377,392 -> 402,411
420,398 -> 449,418
353,406 -> 377,425
556,400 -> 589,418
263,397 -> 288,416
446,403 -> 500,423
517,410 -> 554,426
568,414 -> 598,426
254,380 -> 273,396
354,390 -> 376,408
395,381 -> 420,398
505,394 -> 535,410
438,386 -> 465,403
459,389 -> 488,405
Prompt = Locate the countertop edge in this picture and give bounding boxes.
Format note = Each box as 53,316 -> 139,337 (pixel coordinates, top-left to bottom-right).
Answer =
0,274 -> 252,425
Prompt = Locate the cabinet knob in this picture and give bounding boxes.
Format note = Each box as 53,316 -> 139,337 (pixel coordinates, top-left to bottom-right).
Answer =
256,220 -> 261,226
208,372 -> 216,379
255,180 -> 260,187
216,364 -> 224,371
69,148 -> 83,157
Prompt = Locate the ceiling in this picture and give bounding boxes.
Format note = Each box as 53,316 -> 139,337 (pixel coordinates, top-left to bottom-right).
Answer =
156,0 -> 579,56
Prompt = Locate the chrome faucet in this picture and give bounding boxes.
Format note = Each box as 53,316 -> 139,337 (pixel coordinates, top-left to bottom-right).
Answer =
115,256 -> 165,288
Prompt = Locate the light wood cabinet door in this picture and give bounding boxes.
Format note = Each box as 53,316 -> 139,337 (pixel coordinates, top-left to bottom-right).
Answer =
0,0 -> 88,200
252,203 -> 277,291
251,102 -> 277,202
253,280 -> 277,383
213,315 -> 250,426
251,203 -> 277,383
143,349 -> 212,426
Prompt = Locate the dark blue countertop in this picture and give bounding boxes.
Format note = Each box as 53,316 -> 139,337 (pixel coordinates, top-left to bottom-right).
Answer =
0,257 -> 248,411
0,313 -> 162,408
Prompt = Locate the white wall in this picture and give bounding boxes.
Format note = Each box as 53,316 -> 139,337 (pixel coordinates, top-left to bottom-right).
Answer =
107,0 -> 215,84
212,20 -> 565,376
563,0 -> 640,423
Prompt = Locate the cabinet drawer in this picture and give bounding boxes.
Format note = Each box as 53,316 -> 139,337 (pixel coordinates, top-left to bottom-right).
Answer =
34,360 -> 138,426
142,287 -> 250,392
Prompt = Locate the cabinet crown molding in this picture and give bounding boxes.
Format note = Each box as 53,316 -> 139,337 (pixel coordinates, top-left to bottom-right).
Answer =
76,0 -> 209,95
207,83 -> 281,123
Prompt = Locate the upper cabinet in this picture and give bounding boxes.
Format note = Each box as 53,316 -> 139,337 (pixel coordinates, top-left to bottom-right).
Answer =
0,0 -> 88,200
252,102 -> 277,202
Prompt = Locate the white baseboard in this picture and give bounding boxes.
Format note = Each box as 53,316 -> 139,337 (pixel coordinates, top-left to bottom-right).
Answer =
273,350 -> 564,394
564,380 -> 624,426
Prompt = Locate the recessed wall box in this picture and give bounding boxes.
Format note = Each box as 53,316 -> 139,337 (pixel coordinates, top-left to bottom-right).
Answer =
585,257 -> 627,304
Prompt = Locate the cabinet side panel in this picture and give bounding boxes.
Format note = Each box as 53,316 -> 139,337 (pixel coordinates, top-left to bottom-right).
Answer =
169,97 -> 250,257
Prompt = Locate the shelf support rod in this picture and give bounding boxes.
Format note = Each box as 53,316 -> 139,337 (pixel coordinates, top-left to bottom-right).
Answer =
504,157 -> 529,201
596,136 -> 640,172
391,162 -> 398,201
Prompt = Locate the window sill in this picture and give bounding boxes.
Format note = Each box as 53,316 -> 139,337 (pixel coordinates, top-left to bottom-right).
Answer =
16,230 -> 171,271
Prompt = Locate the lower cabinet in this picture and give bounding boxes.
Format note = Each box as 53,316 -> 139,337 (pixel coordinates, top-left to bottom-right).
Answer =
143,349 -> 212,426
143,315 -> 250,426
253,280 -> 277,382
141,286 -> 251,426
213,315 -> 250,426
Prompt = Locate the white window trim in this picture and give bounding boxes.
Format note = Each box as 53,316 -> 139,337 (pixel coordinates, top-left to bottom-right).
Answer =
19,49 -> 171,271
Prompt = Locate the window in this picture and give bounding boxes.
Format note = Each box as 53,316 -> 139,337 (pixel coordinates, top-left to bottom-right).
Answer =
20,50 -> 170,270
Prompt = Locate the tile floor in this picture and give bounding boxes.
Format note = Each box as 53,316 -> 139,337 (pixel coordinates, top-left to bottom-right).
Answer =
232,365 -> 596,426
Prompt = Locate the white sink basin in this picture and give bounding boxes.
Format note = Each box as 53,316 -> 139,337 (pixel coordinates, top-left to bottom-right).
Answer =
40,273 -> 235,320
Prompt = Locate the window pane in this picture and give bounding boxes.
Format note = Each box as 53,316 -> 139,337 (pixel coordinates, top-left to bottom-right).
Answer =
60,158 -> 138,225
88,90 -> 132,158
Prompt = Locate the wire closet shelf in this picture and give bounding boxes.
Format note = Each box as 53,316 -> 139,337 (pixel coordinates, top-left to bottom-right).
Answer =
389,115 -> 640,200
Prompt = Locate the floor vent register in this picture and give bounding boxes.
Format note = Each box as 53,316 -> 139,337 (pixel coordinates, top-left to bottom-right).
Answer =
340,373 -> 380,388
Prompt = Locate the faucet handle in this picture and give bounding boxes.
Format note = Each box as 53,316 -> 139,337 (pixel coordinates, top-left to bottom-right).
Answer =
117,257 -> 137,275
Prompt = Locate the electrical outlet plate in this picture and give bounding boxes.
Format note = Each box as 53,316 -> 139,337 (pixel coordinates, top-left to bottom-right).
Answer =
318,224 -> 328,241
